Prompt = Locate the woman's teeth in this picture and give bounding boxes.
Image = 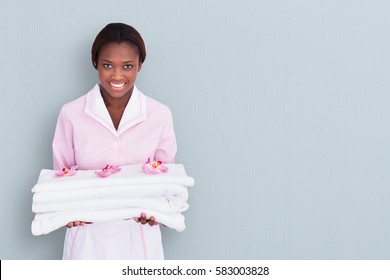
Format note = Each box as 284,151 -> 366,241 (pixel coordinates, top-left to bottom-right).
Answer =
110,82 -> 125,88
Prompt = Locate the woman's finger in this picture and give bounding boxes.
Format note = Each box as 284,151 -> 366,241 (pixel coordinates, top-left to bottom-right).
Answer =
148,216 -> 155,226
140,213 -> 147,224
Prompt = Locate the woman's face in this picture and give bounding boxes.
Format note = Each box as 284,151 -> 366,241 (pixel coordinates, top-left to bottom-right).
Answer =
97,42 -> 142,99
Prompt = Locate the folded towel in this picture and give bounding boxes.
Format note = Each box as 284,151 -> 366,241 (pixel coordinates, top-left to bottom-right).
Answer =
32,196 -> 189,213
32,184 -> 188,203
32,208 -> 185,236
31,164 -> 194,236
32,164 -> 194,192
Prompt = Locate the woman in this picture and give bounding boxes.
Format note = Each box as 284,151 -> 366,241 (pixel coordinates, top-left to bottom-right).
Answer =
52,23 -> 177,259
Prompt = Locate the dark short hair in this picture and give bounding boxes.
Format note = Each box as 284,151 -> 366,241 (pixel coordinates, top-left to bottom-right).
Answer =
91,23 -> 146,69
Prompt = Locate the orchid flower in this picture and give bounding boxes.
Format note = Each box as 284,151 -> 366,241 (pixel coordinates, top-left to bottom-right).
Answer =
95,164 -> 121,178
142,158 -> 168,175
55,165 -> 78,177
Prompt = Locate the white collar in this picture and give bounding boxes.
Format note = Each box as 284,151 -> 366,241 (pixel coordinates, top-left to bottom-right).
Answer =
84,84 -> 147,137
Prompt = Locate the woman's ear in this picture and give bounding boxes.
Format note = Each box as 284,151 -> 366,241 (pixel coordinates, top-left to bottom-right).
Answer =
137,62 -> 143,72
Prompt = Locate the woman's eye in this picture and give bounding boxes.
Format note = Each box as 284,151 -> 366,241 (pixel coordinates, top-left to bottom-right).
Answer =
124,64 -> 133,69
103,64 -> 112,68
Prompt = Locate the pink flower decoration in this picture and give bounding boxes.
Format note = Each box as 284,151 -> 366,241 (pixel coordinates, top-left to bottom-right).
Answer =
55,165 -> 78,177
95,164 -> 121,178
142,158 -> 168,175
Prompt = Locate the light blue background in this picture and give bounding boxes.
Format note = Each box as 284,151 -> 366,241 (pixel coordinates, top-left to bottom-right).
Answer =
1,0 -> 389,259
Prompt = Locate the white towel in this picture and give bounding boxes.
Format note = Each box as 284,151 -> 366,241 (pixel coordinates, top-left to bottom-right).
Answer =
32,183 -> 188,203
31,164 -> 194,236
32,196 -> 189,213
32,208 -> 186,236
32,164 -> 194,192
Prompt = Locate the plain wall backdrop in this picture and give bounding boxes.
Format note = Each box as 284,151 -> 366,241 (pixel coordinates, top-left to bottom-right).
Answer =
1,0 -> 389,259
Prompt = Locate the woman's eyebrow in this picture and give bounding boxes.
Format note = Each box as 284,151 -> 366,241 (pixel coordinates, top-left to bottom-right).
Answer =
100,59 -> 136,63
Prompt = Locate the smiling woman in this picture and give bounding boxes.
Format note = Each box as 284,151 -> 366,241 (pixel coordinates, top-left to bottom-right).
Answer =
98,42 -> 142,129
92,24 -> 145,130
51,23 -> 177,260
98,42 -> 141,97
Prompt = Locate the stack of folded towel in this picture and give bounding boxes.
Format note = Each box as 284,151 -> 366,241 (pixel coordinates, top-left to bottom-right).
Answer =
31,164 -> 194,236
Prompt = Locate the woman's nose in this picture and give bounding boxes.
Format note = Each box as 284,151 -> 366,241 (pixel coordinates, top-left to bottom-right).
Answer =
112,67 -> 123,79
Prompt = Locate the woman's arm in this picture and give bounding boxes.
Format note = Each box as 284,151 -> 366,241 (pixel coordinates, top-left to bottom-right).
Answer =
52,109 -> 88,228
154,109 -> 177,163
52,108 -> 76,170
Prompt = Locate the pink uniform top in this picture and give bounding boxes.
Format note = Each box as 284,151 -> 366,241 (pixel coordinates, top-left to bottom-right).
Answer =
53,84 -> 177,170
52,84 -> 177,260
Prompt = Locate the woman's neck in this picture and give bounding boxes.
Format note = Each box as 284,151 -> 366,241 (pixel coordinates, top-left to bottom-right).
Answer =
99,84 -> 133,109
99,85 -> 134,130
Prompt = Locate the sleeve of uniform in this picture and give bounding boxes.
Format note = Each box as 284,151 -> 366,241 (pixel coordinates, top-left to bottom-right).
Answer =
52,108 -> 76,170
154,108 -> 177,164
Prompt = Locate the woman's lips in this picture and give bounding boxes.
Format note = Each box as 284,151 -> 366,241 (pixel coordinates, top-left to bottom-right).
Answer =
109,82 -> 125,88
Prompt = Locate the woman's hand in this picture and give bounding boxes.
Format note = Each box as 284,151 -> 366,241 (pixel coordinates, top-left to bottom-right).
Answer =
66,221 -> 92,228
134,213 -> 158,226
